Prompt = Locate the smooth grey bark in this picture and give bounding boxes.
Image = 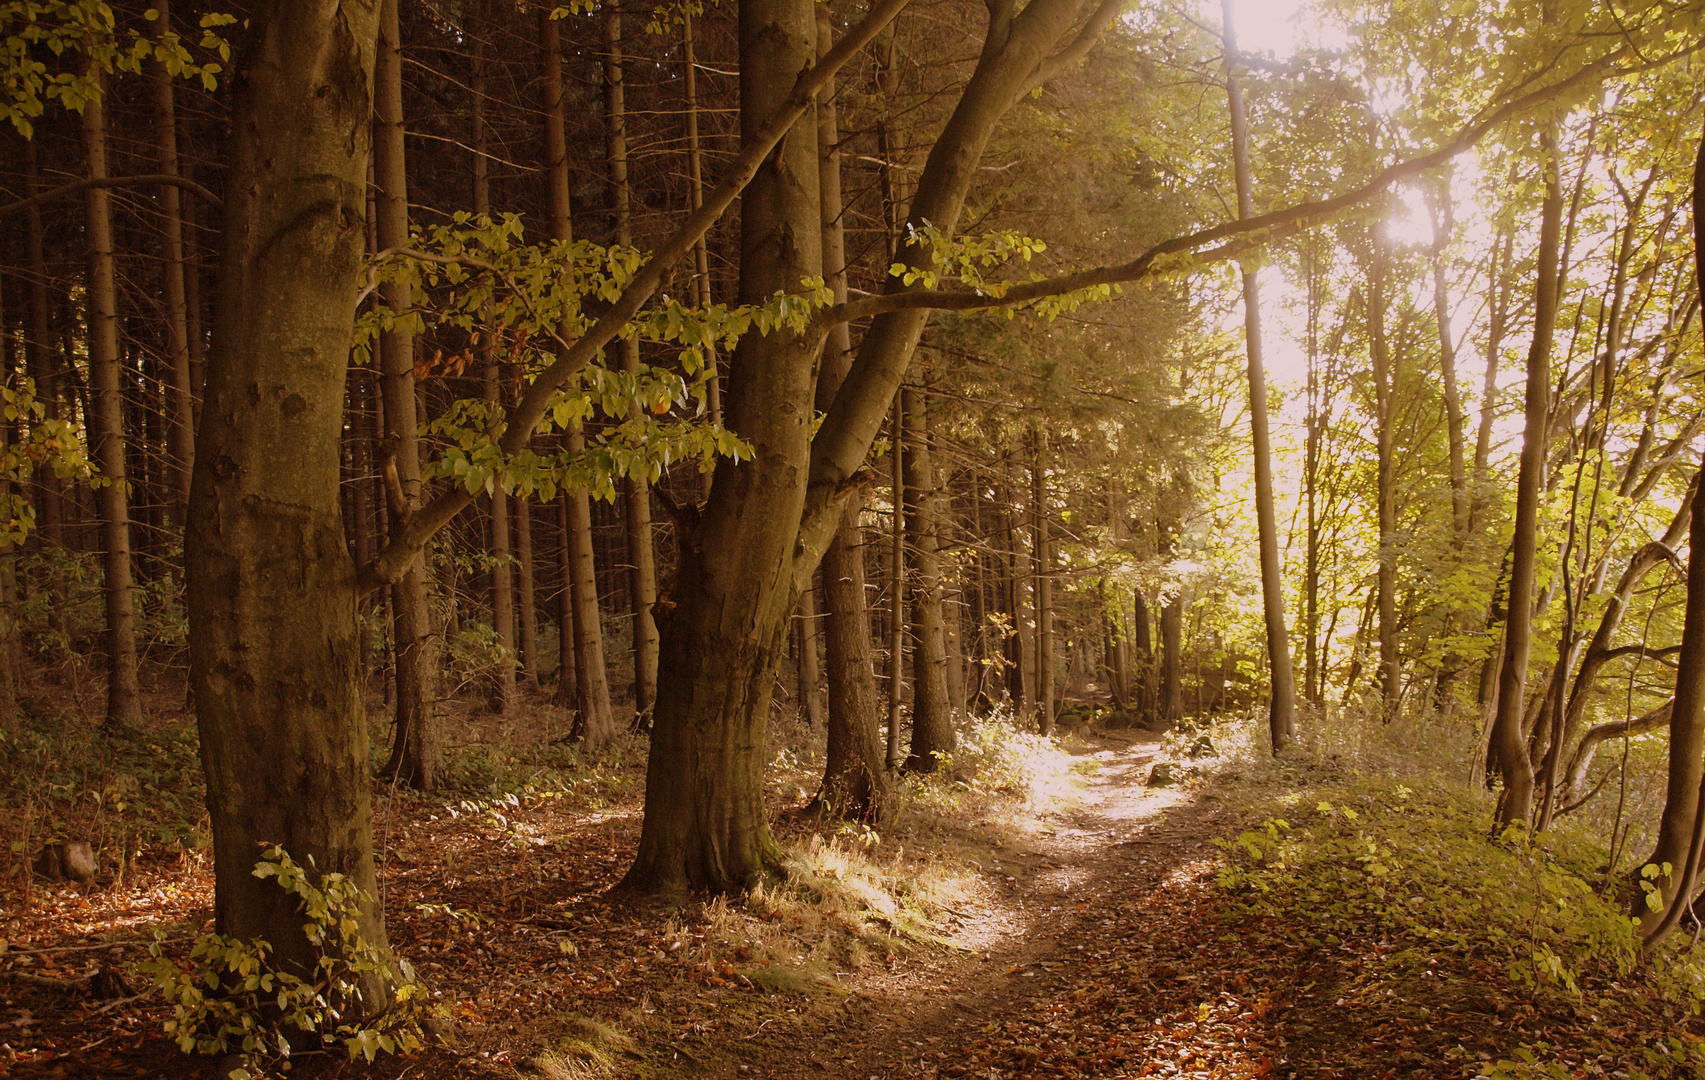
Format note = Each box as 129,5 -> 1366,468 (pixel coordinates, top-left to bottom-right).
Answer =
82,65 -> 143,732
187,0 -> 389,994
620,0 -> 822,893
375,0 -> 440,788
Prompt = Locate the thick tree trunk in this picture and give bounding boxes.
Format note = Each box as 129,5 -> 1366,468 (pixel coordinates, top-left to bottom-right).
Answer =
82,66 -> 144,732
904,384 -> 954,769
541,8 -> 615,743
187,0 -> 389,996
1161,595 -> 1183,724
1223,5 -> 1295,748
604,0 -> 660,722
375,0 -> 440,788
152,0 -> 195,525
620,0 -> 823,894
1491,127 -> 1564,829
1132,586 -> 1154,722
809,3 -> 888,819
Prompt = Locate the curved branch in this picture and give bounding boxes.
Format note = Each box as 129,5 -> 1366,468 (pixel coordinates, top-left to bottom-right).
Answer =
1556,698 -> 1674,816
354,0 -> 915,596
0,174 -> 222,217
822,43 -> 1645,328
1024,0 -> 1126,93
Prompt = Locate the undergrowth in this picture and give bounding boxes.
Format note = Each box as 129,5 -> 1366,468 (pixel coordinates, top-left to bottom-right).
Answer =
1208,709 -> 1705,1079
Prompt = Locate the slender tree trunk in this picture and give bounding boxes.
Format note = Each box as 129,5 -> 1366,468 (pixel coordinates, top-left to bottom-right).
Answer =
23,142 -> 63,550
1491,127 -> 1564,829
682,8 -> 721,469
904,383 -> 953,770
604,0 -> 660,722
1429,181 -> 1470,537
1223,2 -> 1295,748
375,0 -> 439,788
82,65 -> 143,732
1471,212 -> 1516,531
152,0 -> 195,525
809,2 -> 888,819
187,0 -> 389,997
1161,595 -> 1183,724
1368,229 -> 1400,720
1031,428 -> 1055,734
887,395 -> 906,769
796,579 -> 824,725
620,0 -> 823,893
541,8 -> 616,747
516,496 -> 539,690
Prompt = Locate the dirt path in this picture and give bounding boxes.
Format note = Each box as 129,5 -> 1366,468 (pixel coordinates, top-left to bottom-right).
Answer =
697,732 -> 1229,1080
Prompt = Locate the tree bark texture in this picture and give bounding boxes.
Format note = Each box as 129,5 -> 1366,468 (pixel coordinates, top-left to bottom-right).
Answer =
904,384 -> 954,769
187,0 -> 389,995
1491,127 -> 1564,829
82,65 -> 143,731
375,0 -> 440,788
621,0 -> 822,893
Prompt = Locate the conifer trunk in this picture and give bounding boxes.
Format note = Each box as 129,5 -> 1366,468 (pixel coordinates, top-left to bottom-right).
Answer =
82,65 -> 143,732
152,0 -> 195,525
810,2 -> 889,818
903,383 -> 954,769
604,0 -> 660,721
541,8 -> 616,746
1031,430 -> 1055,734
375,0 -> 440,788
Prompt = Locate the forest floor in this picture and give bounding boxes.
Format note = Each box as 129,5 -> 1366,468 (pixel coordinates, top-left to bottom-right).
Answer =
1,690 -> 1701,1080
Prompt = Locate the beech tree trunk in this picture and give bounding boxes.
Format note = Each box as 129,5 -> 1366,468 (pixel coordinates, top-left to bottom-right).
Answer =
375,0 -> 440,788
904,383 -> 954,770
1223,2 -> 1295,748
187,0 -> 389,994
796,581 -> 824,726
1368,227 -> 1400,720
82,65 -> 144,732
619,0 -> 823,894
516,497 -> 539,689
1491,126 -> 1564,829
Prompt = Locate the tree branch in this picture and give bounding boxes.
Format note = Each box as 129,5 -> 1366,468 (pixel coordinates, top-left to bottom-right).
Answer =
822,44 -> 1645,327
0,174 -> 222,217
1025,0 -> 1125,92
353,0 -> 915,596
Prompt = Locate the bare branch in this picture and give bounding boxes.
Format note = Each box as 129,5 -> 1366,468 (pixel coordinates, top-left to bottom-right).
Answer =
0,174 -> 222,217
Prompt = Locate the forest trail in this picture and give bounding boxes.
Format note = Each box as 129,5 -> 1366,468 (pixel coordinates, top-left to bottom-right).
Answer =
693,733 -> 1227,1080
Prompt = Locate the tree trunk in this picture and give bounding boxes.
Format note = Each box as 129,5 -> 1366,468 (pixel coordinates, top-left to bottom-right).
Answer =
886,395 -> 906,768
619,0 -> 823,894
541,7 -> 615,745
1223,2 -> 1295,749
681,8 -> 721,470
1491,126 -> 1564,829
23,141 -> 64,550
904,383 -> 953,770
796,579 -> 824,725
1161,595 -> 1183,724
1132,586 -> 1154,723
375,0 -> 440,789
1031,429 -> 1055,735
82,65 -> 143,732
187,0 -> 389,997
1368,228 -> 1400,720
516,495 -> 539,690
152,0 -> 195,525
808,2 -> 889,820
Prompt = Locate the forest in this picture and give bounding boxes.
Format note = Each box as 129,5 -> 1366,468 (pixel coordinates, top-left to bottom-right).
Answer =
6,0 -> 1705,1076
